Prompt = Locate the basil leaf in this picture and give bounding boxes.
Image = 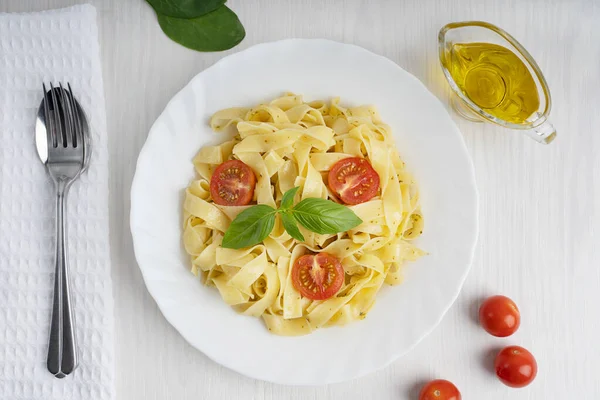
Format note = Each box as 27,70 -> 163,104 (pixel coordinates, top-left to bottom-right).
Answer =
280,212 -> 305,242
291,198 -> 363,234
157,6 -> 245,52
147,0 -> 225,19
222,205 -> 276,249
280,187 -> 300,210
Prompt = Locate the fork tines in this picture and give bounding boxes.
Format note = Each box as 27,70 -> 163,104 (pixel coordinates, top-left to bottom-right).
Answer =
42,83 -> 83,149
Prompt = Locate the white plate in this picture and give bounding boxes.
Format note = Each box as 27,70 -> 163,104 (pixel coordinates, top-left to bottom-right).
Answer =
130,39 -> 478,385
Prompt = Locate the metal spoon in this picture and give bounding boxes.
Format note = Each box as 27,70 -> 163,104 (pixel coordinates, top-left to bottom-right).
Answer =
36,83 -> 91,378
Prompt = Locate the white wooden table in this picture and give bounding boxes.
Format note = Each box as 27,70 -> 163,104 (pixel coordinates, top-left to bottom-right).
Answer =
2,0 -> 599,399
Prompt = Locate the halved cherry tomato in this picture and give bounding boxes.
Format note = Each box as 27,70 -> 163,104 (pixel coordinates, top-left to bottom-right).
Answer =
479,295 -> 520,337
210,159 -> 256,206
291,253 -> 344,300
419,379 -> 461,400
327,157 -> 380,205
495,346 -> 537,388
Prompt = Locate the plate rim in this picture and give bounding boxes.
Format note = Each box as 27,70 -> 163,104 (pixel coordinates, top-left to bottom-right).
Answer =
130,38 -> 479,385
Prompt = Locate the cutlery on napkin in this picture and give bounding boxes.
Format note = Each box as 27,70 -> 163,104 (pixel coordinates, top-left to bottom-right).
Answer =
0,5 -> 114,399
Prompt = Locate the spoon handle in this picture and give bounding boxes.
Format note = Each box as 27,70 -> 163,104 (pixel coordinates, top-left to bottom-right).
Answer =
47,182 -> 78,378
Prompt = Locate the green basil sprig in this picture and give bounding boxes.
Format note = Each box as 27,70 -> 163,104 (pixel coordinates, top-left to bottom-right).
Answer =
221,187 -> 363,249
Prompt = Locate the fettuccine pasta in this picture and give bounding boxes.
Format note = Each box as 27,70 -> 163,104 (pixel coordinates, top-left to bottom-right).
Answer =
182,94 -> 424,336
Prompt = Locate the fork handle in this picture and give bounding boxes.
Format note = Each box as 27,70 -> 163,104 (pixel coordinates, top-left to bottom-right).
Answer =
47,181 -> 78,378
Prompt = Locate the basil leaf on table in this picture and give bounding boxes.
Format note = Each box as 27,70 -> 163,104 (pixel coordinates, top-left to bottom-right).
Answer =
280,186 -> 300,210
280,212 -> 305,242
222,205 -> 276,249
292,198 -> 363,235
157,6 -> 245,52
146,0 -> 225,19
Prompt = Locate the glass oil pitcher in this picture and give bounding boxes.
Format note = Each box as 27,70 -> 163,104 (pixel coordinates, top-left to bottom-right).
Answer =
438,21 -> 556,144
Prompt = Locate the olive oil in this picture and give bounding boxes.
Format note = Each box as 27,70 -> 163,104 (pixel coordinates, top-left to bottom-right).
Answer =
449,42 -> 540,124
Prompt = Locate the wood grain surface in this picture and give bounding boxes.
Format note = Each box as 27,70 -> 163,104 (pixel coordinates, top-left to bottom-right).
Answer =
1,0 -> 599,399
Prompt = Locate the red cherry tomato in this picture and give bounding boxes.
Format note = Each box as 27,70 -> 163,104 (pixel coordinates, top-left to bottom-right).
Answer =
210,159 -> 256,206
327,157 -> 380,205
479,295 -> 521,337
419,379 -> 461,400
495,346 -> 537,388
291,253 -> 344,300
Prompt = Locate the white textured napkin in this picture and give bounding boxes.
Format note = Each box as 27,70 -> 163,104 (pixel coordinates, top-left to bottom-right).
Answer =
0,5 -> 114,400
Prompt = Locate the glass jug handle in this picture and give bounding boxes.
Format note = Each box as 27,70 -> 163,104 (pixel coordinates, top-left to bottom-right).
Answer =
526,121 -> 557,144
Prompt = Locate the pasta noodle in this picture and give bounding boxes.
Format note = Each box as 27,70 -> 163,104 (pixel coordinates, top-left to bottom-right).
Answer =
183,94 -> 424,336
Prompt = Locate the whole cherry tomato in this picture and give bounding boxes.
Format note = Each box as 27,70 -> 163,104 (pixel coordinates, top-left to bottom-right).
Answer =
479,295 -> 520,337
495,346 -> 537,388
419,379 -> 461,400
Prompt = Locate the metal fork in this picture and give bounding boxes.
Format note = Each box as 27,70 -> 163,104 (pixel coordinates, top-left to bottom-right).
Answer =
36,83 -> 89,378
